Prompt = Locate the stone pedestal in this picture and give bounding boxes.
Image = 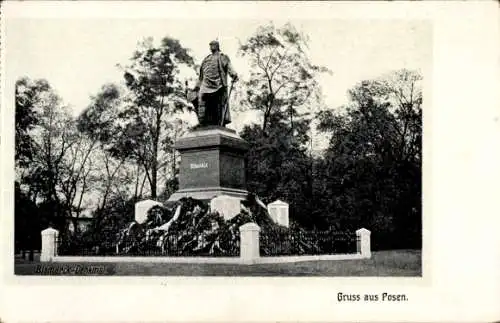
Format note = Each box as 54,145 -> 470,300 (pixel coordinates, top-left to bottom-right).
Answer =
168,126 -> 249,202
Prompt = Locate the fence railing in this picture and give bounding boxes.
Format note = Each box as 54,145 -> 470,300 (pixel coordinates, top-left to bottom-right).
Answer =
260,228 -> 358,256
57,233 -> 240,257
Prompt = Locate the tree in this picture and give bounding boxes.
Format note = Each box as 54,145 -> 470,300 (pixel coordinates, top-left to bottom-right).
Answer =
16,78 -> 77,228
15,76 -> 107,239
15,77 -> 94,252
237,23 -> 331,229
15,77 -> 44,256
111,36 -> 195,199
77,83 -> 144,240
57,132 -> 99,234
77,83 -> 132,203
238,22 -> 330,134
316,69 -> 422,249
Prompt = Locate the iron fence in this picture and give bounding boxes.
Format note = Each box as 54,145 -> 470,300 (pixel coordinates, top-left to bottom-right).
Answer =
260,228 -> 358,256
57,233 -> 240,257
57,228 -> 357,257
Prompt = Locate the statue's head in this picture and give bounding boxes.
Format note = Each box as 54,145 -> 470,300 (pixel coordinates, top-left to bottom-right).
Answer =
209,40 -> 220,53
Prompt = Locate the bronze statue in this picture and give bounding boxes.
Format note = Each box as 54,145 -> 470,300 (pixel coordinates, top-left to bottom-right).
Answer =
188,40 -> 238,127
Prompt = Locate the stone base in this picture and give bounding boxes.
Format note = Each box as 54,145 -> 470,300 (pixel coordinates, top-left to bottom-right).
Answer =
167,126 -> 249,203
167,187 -> 249,203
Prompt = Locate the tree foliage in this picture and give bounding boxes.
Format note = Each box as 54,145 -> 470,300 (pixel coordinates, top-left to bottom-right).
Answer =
238,23 -> 330,134
15,77 -> 86,243
15,77 -> 45,166
111,37 -> 195,199
238,23 -> 331,229
240,113 -> 319,229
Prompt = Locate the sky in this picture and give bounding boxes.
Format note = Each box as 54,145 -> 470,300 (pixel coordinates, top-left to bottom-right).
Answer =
6,18 -> 431,147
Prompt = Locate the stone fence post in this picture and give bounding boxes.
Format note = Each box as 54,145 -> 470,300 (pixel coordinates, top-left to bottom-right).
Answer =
41,227 -> 59,262
356,228 -> 371,258
267,200 -> 289,227
239,222 -> 260,263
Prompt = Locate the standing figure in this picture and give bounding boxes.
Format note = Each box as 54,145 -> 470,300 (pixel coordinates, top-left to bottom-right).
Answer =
195,40 -> 238,127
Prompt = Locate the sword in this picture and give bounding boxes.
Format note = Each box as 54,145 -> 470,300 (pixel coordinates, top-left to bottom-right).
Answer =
220,80 -> 235,127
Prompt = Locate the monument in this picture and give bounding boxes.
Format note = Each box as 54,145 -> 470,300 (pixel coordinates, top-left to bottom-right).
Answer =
168,40 -> 249,202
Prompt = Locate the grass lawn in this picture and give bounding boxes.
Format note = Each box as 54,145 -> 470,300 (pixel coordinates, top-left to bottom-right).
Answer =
15,250 -> 421,276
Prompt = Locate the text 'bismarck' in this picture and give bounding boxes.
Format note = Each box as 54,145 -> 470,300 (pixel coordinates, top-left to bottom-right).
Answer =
190,162 -> 208,169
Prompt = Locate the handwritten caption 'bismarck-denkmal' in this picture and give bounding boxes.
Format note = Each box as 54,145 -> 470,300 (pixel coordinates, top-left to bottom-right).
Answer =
34,264 -> 107,275
336,292 -> 408,302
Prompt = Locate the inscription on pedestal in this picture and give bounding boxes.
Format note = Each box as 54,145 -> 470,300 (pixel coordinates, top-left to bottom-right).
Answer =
190,162 -> 208,169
